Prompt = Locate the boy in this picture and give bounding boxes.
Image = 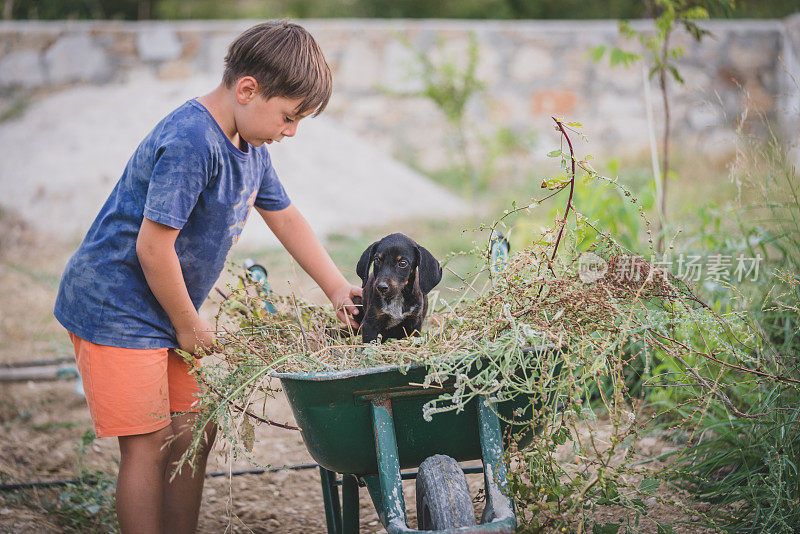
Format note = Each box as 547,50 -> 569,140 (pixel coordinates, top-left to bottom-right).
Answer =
53,21 -> 360,533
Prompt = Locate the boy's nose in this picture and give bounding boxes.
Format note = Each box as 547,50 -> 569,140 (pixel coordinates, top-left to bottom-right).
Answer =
283,123 -> 298,137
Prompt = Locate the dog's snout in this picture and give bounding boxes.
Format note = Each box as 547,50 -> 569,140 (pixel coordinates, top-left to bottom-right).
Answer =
376,282 -> 390,294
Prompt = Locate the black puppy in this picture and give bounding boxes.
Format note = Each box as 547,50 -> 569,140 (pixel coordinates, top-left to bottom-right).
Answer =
353,233 -> 442,343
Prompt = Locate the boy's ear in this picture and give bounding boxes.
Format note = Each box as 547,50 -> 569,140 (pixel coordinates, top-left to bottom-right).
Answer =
415,245 -> 442,294
356,241 -> 379,286
235,76 -> 259,104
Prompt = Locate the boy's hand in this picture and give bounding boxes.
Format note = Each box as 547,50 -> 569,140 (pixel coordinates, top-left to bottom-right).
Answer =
330,283 -> 363,329
176,317 -> 216,357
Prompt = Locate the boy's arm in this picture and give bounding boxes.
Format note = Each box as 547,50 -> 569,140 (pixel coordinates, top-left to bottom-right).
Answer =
256,205 -> 361,327
136,218 -> 215,354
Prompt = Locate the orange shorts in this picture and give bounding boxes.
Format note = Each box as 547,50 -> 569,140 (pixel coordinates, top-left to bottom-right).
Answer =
69,333 -> 202,438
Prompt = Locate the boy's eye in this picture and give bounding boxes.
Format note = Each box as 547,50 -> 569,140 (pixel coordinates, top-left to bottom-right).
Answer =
398,259 -> 409,268
285,116 -> 295,124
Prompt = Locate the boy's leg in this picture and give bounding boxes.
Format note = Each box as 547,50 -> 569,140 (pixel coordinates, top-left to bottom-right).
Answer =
117,426 -> 173,534
162,412 -> 217,534
162,350 -> 217,533
68,333 -> 177,533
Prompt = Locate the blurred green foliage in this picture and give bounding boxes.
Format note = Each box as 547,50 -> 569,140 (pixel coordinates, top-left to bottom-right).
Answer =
5,0 -> 797,20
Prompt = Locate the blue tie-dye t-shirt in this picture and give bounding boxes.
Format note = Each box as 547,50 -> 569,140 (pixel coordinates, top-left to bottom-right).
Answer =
54,99 -> 290,349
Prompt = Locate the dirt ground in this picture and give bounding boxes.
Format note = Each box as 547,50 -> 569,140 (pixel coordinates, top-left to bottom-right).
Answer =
0,376 -> 420,533
0,211 -> 714,533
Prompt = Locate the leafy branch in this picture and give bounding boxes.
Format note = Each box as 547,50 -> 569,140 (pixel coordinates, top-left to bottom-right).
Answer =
592,0 -> 733,253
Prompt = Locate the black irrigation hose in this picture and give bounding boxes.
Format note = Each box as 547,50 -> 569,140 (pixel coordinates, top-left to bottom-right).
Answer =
0,463 -> 319,492
205,463 -> 318,479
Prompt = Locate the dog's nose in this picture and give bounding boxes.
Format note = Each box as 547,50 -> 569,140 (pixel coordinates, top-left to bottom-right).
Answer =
377,282 -> 390,294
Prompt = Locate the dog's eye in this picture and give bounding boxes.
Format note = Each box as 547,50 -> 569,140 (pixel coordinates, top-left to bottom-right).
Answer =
398,259 -> 409,268
373,258 -> 381,265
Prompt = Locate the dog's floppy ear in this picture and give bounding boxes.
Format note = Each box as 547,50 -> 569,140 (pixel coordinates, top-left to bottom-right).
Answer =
356,241 -> 379,285
415,244 -> 442,294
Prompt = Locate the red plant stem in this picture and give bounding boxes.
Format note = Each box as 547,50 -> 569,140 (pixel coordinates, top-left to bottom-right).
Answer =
649,329 -> 800,386
224,393 -> 300,431
549,117 -> 576,267
199,373 -> 301,431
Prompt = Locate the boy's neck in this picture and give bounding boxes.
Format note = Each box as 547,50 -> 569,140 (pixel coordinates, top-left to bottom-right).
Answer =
197,85 -> 243,149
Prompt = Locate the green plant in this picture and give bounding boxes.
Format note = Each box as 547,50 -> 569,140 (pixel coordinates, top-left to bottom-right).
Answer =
0,90 -> 29,123
46,430 -> 118,533
51,471 -> 118,533
543,157 -> 655,253
674,384 -> 800,532
413,126 -> 536,196
664,109 -> 800,532
592,0 -> 733,253
413,121 -> 747,530
392,32 -> 487,193
480,126 -> 538,190
740,132 -> 799,295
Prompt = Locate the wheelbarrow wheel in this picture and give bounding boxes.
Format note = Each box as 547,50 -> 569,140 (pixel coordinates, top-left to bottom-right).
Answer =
415,454 -> 476,530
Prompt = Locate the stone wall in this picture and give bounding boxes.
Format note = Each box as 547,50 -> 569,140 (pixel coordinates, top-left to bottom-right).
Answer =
1,17 -> 797,168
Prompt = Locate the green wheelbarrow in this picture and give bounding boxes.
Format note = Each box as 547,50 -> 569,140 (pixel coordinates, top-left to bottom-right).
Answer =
273,347 -> 554,533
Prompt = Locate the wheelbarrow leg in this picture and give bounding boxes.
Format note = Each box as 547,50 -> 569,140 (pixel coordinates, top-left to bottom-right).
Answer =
342,474 -> 360,533
476,396 -> 516,527
319,466 -> 342,534
369,396 -> 408,532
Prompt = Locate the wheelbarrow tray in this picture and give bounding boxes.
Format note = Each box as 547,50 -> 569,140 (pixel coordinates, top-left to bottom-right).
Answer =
274,360 -> 538,476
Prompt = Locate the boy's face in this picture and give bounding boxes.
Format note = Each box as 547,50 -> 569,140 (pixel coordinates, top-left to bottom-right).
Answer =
234,78 -> 308,147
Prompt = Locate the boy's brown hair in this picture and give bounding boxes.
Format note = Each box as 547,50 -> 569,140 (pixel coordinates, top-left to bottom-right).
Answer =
223,21 -> 332,117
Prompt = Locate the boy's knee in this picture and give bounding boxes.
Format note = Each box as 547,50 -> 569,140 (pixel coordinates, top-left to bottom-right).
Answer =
168,416 -> 216,456
118,424 -> 173,462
